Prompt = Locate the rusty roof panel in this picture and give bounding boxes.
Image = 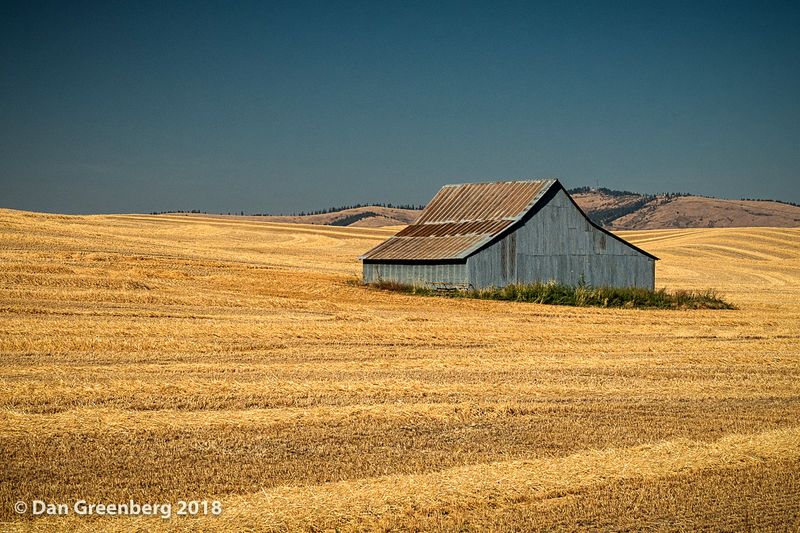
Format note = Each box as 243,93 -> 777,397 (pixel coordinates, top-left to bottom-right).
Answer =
395,219 -> 513,238
361,179 -> 558,261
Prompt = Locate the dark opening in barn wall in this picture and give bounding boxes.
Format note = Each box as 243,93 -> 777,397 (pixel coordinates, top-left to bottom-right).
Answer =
500,232 -> 517,282
596,231 -> 607,252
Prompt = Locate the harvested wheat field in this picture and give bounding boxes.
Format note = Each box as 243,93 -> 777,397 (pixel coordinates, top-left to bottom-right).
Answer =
1,208 -> 799,531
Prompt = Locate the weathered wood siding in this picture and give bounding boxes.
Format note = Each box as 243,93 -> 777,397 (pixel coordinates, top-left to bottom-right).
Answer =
466,189 -> 655,289
363,262 -> 468,288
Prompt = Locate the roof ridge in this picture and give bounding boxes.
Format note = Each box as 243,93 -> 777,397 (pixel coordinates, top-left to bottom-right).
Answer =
441,177 -> 558,188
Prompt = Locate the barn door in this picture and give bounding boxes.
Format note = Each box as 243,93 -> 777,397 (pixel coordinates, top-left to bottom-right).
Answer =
500,233 -> 517,283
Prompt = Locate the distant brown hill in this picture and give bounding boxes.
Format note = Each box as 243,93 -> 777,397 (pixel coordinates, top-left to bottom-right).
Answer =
570,189 -> 800,230
162,188 -> 800,230
162,205 -> 420,227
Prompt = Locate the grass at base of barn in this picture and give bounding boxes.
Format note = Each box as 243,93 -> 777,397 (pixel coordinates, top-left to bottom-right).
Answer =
369,280 -> 736,309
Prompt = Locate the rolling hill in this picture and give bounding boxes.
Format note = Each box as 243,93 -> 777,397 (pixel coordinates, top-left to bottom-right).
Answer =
569,188 -> 800,230
164,205 -> 420,227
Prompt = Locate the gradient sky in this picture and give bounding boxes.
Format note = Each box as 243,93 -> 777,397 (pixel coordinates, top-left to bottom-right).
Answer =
1,1 -> 799,214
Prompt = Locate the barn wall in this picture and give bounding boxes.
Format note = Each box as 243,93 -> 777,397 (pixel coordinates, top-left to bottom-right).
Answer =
466,189 -> 655,289
363,262 -> 468,288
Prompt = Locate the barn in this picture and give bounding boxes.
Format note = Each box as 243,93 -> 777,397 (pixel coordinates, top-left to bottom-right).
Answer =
360,179 -> 657,290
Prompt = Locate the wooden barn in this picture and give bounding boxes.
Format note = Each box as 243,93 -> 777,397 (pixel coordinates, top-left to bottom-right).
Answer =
360,179 -> 657,290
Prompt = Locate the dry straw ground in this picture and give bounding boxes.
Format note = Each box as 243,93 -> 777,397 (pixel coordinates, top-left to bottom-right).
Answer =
1,208 -> 799,531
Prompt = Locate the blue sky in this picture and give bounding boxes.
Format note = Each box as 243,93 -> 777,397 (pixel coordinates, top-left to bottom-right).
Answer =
1,1 -> 798,213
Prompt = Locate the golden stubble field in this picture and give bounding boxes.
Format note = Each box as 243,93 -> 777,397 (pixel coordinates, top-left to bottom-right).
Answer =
1,208 -> 799,531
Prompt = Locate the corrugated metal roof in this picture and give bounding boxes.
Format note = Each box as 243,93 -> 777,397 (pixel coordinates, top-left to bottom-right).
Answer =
360,179 -> 557,261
